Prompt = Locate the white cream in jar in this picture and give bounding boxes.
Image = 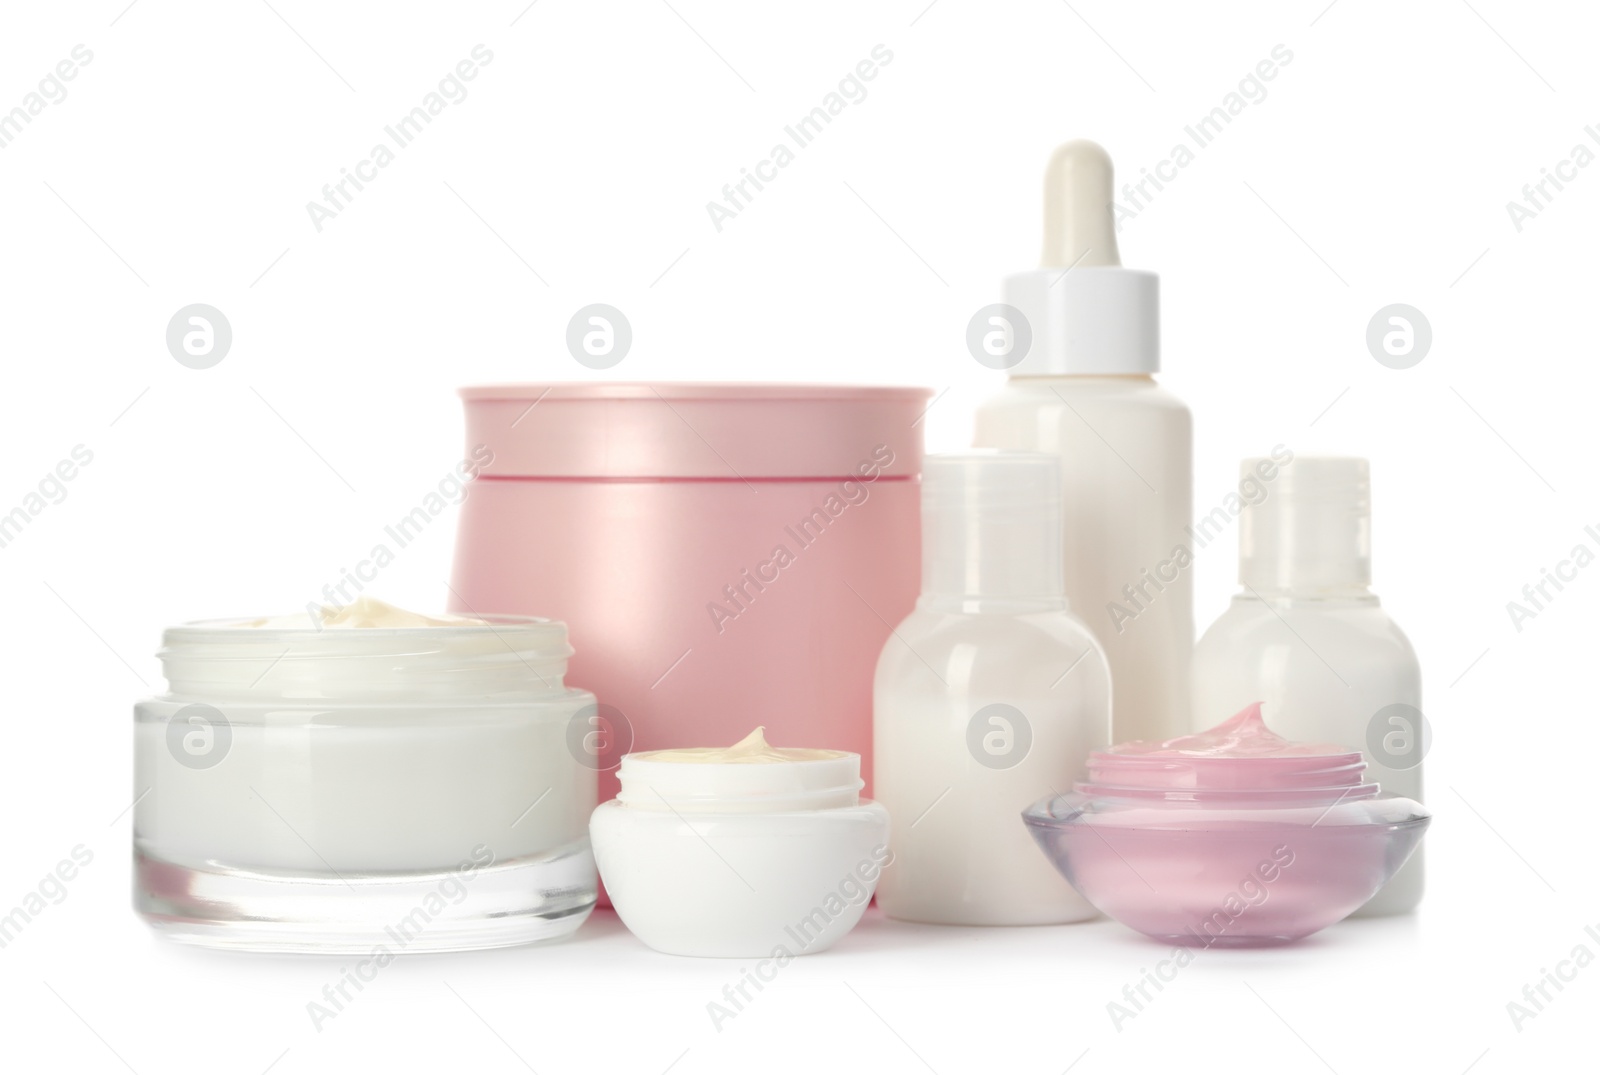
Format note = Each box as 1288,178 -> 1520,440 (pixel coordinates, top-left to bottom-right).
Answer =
590,727 -> 890,957
133,597 -> 598,953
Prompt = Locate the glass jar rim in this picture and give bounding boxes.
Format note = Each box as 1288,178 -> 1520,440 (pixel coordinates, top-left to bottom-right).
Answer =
166,611 -> 559,635
160,613 -> 570,655
153,614 -> 576,700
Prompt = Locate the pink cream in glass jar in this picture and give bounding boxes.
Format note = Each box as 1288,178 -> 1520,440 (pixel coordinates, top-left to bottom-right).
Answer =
448,383 -> 931,807
1023,702 -> 1429,946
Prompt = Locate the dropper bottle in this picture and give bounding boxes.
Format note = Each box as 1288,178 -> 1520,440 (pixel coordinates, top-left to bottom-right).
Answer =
974,140 -> 1193,744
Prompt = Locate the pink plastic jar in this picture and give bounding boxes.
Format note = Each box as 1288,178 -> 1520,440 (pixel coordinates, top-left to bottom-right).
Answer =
448,383 -> 931,805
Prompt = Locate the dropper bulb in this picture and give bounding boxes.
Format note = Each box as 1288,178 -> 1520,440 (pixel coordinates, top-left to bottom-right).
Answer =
1040,139 -> 1120,269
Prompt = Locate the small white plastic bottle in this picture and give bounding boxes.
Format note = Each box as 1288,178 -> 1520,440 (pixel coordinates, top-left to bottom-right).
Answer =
873,452 -> 1112,925
974,140 -> 1192,744
1192,455 -> 1424,915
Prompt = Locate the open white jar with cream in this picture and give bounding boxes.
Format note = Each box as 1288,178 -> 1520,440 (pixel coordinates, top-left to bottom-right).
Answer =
590,729 -> 890,957
133,598 -> 597,953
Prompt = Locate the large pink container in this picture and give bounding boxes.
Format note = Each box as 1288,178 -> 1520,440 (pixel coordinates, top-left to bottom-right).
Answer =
448,383 -> 931,805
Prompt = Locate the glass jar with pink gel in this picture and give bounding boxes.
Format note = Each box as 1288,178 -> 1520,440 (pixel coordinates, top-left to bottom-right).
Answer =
1022,703 -> 1429,947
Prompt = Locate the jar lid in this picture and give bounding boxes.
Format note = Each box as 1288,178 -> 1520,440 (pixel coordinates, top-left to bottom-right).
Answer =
459,382 -> 932,480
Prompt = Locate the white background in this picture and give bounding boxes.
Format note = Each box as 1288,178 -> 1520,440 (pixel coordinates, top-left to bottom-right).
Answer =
0,0 -> 1593,1072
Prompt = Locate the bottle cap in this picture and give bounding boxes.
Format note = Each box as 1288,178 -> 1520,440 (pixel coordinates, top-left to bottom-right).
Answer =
920,451 -> 1063,604
1239,456 -> 1372,594
1003,140 -> 1159,376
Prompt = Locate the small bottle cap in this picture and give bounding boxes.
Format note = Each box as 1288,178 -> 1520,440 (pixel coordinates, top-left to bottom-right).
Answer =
1239,456 -> 1372,594
920,451 -> 1063,606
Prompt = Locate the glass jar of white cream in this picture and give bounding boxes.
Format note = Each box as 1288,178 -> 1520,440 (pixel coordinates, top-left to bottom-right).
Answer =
133,598 -> 597,953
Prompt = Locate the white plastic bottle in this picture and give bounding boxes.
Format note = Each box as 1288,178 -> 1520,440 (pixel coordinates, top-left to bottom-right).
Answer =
973,140 -> 1192,744
1192,455 -> 1424,915
873,452 -> 1111,925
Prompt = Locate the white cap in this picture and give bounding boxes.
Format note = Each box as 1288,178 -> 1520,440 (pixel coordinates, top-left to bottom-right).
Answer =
921,451 -> 1063,604
1239,456 -> 1372,594
1003,140 -> 1159,375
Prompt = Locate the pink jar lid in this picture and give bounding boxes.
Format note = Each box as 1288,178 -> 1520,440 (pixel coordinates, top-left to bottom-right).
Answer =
460,382 -> 934,479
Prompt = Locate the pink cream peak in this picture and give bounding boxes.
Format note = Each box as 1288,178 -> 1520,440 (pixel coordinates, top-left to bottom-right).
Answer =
1112,702 -> 1351,759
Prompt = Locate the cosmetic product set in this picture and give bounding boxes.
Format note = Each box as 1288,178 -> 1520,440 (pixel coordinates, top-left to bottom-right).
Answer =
133,140 -> 1428,957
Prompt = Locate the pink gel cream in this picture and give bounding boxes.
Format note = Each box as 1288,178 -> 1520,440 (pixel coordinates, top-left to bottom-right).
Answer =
1023,703 -> 1429,946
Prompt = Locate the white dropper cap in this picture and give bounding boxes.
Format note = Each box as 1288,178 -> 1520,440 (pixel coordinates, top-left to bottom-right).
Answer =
1003,140 -> 1159,375
919,451 -> 1065,609
1239,456 -> 1372,595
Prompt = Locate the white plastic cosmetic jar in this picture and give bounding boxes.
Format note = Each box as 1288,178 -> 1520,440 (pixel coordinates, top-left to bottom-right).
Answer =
133,616 -> 598,953
590,745 -> 891,957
